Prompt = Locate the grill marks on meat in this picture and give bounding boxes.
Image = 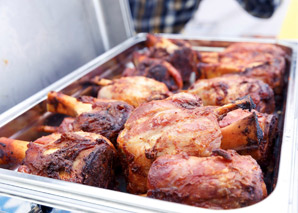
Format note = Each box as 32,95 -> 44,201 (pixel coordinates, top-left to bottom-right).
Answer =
188,74 -> 275,113
18,132 -> 116,188
147,151 -> 267,209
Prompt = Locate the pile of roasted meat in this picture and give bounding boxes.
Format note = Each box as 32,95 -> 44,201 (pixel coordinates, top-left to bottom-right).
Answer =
0,34 -> 287,210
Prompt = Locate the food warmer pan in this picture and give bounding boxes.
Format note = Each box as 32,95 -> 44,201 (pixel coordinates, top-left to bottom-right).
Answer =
0,33 -> 297,212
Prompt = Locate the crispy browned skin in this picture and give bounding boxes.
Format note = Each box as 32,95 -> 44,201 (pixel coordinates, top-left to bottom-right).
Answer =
188,74 -> 275,113
117,93 -> 254,194
220,109 -> 278,166
146,34 -> 198,84
47,92 -> 133,143
0,138 -> 29,169
147,151 -> 267,209
123,53 -> 183,91
198,43 -> 286,94
97,76 -> 170,107
224,42 -> 286,57
18,131 -> 117,189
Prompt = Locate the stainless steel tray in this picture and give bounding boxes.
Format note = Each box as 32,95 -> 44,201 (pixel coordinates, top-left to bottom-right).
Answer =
0,33 -> 297,213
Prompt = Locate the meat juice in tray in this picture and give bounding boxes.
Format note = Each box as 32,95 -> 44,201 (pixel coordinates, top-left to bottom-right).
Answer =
0,34 -> 293,211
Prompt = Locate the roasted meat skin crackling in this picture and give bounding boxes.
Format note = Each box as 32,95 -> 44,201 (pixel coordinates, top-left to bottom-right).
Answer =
1,131 -> 117,188
197,42 -> 286,94
188,74 -> 275,114
94,76 -> 171,108
147,151 -> 267,209
117,93 -> 256,194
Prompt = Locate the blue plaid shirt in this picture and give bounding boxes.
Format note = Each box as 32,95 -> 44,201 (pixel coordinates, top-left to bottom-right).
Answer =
129,0 -> 282,33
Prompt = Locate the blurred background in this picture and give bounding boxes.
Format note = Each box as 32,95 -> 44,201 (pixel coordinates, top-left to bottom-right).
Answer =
184,0 -> 291,38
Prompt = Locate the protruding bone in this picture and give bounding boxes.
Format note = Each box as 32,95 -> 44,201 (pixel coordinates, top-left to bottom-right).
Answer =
38,117 -> 75,134
38,125 -> 59,133
238,113 -> 278,165
91,77 -> 113,86
219,109 -> 278,164
0,137 -> 29,168
221,112 -> 263,151
214,95 -> 255,117
47,91 -> 92,117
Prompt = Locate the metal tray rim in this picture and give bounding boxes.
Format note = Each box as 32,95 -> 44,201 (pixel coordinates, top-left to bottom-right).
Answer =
0,33 -> 297,212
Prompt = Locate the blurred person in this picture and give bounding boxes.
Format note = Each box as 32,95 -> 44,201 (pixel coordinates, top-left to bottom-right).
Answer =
129,0 -> 282,33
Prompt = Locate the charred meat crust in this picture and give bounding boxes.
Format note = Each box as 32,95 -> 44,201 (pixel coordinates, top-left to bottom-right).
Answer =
0,144 -> 17,169
123,56 -> 183,91
233,95 -> 256,111
73,102 -> 132,143
188,75 -> 275,113
168,47 -> 198,83
256,114 -> 278,167
20,132 -> 116,188
197,42 -> 287,94
82,143 -> 116,188
50,96 -> 133,144
47,92 -> 62,111
146,34 -> 198,84
240,112 -> 263,148
254,112 -> 264,146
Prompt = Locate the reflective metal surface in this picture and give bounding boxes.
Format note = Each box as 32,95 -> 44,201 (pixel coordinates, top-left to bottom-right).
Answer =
0,34 -> 297,212
0,0 -> 134,114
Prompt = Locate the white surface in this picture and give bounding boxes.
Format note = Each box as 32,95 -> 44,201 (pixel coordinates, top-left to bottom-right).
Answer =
184,0 -> 290,38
